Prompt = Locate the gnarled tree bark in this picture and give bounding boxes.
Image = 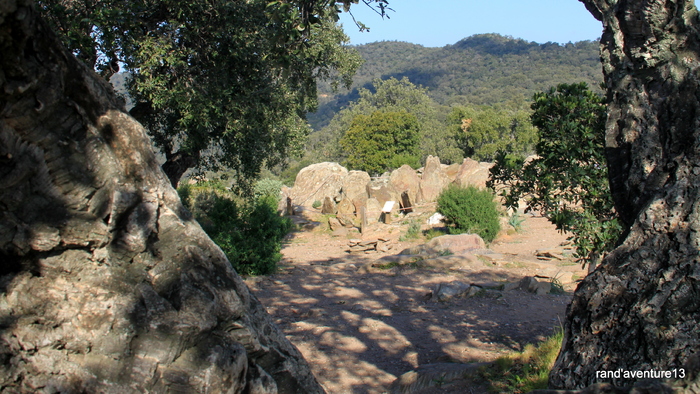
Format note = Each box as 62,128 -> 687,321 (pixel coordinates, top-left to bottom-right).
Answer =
550,0 -> 700,390
0,1 -> 324,392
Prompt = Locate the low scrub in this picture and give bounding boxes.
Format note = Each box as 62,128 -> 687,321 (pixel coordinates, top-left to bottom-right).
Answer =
178,181 -> 291,276
436,185 -> 501,243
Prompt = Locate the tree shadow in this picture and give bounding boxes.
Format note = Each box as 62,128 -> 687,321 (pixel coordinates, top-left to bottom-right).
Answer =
250,240 -> 571,393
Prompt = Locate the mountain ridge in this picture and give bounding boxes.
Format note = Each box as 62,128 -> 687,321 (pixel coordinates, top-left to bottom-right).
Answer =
309,33 -> 602,130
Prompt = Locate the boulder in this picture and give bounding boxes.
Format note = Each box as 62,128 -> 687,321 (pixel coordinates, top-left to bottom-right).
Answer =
520,276 -> 552,295
432,281 -> 471,302
418,155 -> 450,202
290,162 -> 348,208
328,216 -> 343,231
0,7 -> 324,392
401,233 -> 486,256
336,214 -> 355,228
389,165 -> 421,209
453,158 -> 494,189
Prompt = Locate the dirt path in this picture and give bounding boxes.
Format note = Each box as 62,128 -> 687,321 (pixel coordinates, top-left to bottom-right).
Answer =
245,211 -> 586,393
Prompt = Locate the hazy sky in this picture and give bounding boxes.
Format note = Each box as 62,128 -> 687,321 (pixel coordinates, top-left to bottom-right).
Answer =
338,0 -> 603,47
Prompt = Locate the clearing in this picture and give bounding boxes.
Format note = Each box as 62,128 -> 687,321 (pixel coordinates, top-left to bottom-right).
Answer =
245,209 -> 586,393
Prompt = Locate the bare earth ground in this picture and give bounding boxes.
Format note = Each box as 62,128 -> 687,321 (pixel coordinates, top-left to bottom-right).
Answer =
245,209 -> 587,394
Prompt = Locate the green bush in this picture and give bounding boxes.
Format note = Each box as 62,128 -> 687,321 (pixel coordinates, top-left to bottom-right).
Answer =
254,177 -> 284,201
178,183 -> 291,276
436,185 -> 501,243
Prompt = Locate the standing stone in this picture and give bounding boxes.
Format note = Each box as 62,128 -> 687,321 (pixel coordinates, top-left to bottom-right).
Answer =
418,155 -> 450,203
364,198 -> 383,223
336,198 -> 355,216
321,196 -> 336,214
342,170 -> 371,201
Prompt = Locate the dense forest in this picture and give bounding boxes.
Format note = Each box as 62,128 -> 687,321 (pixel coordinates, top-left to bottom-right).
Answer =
308,33 -> 603,131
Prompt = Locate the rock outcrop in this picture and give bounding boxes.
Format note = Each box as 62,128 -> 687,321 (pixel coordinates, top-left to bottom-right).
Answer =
0,3 -> 323,393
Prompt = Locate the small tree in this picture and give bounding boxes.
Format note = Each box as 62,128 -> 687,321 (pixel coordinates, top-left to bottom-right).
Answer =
449,105 -> 538,162
488,83 -> 622,271
339,110 -> 421,175
178,182 -> 291,276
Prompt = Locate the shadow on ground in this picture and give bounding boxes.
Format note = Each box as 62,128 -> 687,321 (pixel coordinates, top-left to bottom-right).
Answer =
246,222 -> 574,394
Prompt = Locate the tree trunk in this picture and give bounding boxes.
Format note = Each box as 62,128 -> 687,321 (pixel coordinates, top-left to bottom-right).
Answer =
0,2 -> 324,393
549,0 -> 700,390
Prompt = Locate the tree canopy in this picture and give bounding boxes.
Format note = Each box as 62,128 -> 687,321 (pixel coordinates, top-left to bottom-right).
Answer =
448,104 -> 537,162
309,34 -> 603,131
339,110 -> 420,174
307,76 -> 462,165
37,0 -> 380,188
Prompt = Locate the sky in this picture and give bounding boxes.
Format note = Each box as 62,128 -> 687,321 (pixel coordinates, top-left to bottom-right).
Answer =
338,0 -> 603,47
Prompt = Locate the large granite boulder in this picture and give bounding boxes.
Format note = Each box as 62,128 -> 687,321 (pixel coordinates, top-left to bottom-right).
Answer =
0,4 -> 323,393
289,162 -> 348,208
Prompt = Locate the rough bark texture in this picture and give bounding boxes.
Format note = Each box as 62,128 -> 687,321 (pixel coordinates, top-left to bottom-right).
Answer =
550,0 -> 700,390
0,1 -> 324,393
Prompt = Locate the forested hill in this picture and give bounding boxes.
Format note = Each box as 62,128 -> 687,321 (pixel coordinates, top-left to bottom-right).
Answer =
309,33 -> 603,130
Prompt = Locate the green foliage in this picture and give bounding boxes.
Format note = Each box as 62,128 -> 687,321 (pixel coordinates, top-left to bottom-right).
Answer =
436,185 -> 501,243
399,220 -> 422,241
178,182 -> 291,276
340,110 -> 421,175
480,329 -> 564,393
254,178 -> 284,201
310,34 -> 603,131
38,0 -> 365,188
449,105 -> 538,161
308,77 -> 462,165
488,83 -> 623,268
312,200 -> 322,209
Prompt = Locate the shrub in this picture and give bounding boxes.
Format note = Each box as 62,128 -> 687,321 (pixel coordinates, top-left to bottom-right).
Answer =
399,219 -> 422,241
436,185 -> 501,243
254,177 -> 284,201
178,183 -> 291,276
